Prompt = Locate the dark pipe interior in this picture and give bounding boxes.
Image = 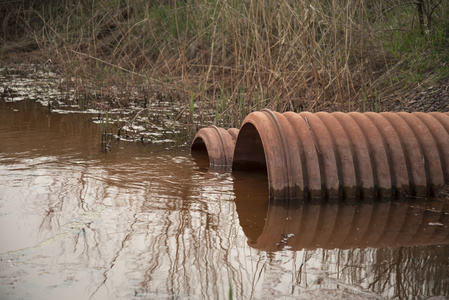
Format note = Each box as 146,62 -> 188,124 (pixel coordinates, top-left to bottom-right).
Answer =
191,138 -> 210,169
232,123 -> 267,172
191,137 -> 207,152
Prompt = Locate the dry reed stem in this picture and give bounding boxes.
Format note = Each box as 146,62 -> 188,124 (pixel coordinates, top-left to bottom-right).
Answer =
2,0 -> 447,134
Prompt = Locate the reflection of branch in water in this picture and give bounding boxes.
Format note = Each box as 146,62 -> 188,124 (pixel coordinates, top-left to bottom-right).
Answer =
77,168 -> 94,212
395,247 -> 404,300
89,214 -> 139,299
249,255 -> 267,299
37,168 -> 73,242
42,165 -> 97,224
73,227 -> 88,257
373,245 -> 449,298
141,210 -> 167,287
132,174 -> 252,299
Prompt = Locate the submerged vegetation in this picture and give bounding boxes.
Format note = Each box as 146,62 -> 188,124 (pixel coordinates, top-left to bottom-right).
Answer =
1,0 -> 449,131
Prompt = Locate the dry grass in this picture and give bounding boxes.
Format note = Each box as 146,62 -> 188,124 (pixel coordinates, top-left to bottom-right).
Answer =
1,0 -> 448,130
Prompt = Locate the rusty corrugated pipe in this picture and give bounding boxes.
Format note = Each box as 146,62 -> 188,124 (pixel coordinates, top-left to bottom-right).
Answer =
192,110 -> 449,199
191,126 -> 238,171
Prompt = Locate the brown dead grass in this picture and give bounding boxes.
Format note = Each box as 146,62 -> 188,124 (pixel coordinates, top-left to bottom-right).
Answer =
1,0 -> 448,128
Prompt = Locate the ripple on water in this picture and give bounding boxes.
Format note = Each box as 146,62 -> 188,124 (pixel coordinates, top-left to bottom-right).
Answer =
2,67 -> 449,300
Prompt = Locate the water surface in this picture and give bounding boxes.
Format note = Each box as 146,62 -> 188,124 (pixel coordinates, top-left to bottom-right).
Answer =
1,78 -> 449,300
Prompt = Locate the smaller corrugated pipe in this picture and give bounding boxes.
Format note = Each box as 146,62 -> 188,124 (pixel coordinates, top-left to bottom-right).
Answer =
191,126 -> 238,171
191,110 -> 449,199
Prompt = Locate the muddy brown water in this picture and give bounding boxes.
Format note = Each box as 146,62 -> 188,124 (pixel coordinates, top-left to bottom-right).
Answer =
1,89 -> 449,299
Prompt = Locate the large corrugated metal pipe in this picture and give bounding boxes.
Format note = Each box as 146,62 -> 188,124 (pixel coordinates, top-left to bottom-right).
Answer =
192,110 -> 449,199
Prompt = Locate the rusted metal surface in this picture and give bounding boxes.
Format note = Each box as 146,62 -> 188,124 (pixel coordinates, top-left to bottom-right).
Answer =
192,110 -> 449,199
232,110 -> 449,199
191,126 -> 238,171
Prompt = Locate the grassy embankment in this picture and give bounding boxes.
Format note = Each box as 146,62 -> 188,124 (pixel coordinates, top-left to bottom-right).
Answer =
1,0 -> 449,131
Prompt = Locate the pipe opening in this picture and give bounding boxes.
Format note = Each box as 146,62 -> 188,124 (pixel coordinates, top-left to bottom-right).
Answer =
232,123 -> 267,173
191,137 -> 210,169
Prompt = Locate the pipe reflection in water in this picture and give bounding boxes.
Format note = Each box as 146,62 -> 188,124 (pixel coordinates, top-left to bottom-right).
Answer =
234,172 -> 449,251
234,171 -> 449,297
